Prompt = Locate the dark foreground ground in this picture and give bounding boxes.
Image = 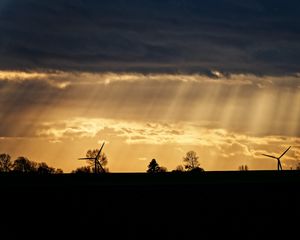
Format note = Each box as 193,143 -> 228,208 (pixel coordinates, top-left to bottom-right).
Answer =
1,171 -> 300,239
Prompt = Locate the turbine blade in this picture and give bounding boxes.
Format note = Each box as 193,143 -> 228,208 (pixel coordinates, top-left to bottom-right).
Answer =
95,142 -> 105,160
278,146 -> 291,159
78,157 -> 95,160
261,154 -> 277,159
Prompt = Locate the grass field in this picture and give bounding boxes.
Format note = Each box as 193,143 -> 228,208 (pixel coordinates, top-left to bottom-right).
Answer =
1,171 -> 299,239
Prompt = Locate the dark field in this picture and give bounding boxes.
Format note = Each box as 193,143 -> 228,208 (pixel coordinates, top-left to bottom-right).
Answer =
1,171 -> 300,239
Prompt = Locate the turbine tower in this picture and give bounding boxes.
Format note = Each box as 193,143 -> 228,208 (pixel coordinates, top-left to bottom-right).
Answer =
262,146 -> 291,171
78,142 -> 105,174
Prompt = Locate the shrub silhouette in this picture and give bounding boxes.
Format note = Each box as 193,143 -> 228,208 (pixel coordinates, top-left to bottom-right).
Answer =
172,165 -> 184,172
72,166 -> 92,174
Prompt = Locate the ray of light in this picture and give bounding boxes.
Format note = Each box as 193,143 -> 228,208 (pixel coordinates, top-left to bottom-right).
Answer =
287,89 -> 300,136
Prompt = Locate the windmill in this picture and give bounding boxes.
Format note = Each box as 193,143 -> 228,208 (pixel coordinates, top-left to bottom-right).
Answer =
78,142 -> 106,174
262,146 -> 291,171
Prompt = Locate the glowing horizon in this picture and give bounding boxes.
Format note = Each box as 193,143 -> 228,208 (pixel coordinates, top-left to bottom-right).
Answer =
0,71 -> 299,172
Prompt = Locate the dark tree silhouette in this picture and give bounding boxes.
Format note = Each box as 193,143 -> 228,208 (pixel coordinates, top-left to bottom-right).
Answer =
37,162 -> 56,174
72,166 -> 92,174
183,151 -> 203,171
147,159 -> 167,173
13,157 -> 37,173
0,153 -> 13,172
86,149 -> 109,173
147,159 -> 160,173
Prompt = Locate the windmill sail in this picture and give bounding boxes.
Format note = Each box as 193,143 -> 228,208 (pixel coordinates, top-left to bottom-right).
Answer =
261,154 -> 277,159
278,146 -> 291,159
262,146 -> 292,171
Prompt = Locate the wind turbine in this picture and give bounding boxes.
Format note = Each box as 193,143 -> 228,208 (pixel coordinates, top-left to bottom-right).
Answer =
262,146 -> 291,171
78,142 -> 105,174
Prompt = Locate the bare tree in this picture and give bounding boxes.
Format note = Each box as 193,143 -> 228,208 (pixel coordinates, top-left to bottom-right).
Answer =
0,153 -> 13,172
183,151 -> 201,171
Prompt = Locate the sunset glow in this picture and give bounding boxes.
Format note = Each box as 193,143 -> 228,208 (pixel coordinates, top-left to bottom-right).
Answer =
0,1 -> 300,172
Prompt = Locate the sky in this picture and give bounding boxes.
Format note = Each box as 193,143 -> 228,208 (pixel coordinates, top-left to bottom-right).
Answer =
0,0 -> 300,172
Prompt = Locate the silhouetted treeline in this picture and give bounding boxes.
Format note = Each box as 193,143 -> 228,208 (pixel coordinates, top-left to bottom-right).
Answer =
146,151 -> 205,173
0,153 -> 63,174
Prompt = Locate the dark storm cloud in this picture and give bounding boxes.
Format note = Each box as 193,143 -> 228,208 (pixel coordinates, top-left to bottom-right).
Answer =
0,0 -> 300,75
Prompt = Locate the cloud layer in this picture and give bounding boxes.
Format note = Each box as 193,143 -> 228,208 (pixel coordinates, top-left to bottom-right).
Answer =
1,0 -> 300,75
0,71 -> 299,138
36,117 -> 300,170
